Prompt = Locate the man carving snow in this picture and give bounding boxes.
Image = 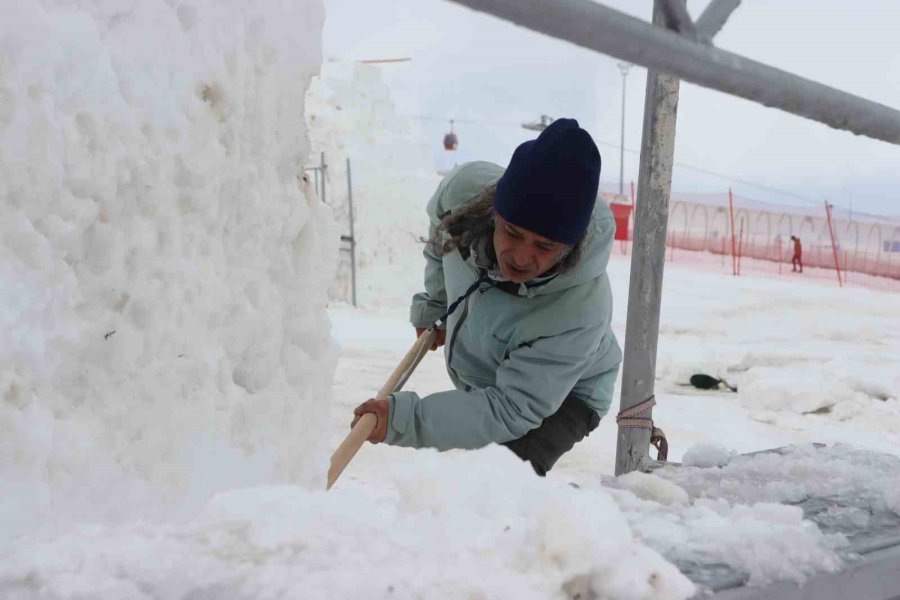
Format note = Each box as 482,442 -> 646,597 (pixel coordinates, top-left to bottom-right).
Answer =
352,118 -> 622,475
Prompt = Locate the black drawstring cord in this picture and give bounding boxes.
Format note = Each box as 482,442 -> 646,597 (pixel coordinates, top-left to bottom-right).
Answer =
432,270 -> 493,329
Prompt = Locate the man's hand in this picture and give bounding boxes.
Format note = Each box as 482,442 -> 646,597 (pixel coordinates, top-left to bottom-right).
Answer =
416,327 -> 446,351
351,398 -> 390,443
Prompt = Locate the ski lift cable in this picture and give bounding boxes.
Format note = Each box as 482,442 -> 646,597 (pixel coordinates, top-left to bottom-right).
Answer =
403,112 -> 853,211
404,114 -> 524,127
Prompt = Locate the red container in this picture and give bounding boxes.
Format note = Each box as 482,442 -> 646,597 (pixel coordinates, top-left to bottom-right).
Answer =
609,202 -> 632,241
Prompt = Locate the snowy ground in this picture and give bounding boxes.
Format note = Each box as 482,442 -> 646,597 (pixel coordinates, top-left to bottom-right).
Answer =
8,1 -> 899,598
4,246 -> 899,600
322,253 -> 900,595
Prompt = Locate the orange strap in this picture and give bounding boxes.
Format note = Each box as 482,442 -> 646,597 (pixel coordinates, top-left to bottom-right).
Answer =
616,395 -> 668,462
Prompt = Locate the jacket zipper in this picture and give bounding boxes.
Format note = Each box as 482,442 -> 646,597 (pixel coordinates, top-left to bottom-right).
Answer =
445,293 -> 471,381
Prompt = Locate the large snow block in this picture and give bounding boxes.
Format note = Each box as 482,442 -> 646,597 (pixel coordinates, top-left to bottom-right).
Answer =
0,0 -> 337,539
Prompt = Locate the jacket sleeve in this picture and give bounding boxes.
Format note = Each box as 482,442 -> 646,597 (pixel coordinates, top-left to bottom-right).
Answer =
409,221 -> 447,329
384,324 -> 610,450
409,172 -> 452,329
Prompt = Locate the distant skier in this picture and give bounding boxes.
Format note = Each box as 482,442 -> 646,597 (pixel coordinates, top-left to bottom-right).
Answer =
791,235 -> 803,273
351,119 -> 622,476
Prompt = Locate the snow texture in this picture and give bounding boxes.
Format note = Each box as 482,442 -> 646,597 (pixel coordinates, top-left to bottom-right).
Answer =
594,444 -> 900,586
682,443 -> 735,468
0,447 -> 695,600
4,2 -> 900,597
0,0 -> 335,542
632,444 -> 900,585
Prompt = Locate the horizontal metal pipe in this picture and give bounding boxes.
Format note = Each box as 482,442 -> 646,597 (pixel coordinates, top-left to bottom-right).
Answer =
445,0 -> 900,145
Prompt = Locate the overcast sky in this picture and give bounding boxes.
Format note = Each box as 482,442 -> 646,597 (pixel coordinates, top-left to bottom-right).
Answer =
321,0 -> 900,217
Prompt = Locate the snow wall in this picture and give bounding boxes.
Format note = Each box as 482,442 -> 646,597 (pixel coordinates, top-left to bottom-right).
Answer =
0,0 -> 336,541
306,60 -> 442,309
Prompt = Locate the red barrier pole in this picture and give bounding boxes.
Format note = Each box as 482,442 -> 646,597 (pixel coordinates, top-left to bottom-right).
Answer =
737,217 -> 745,276
824,201 -> 843,287
728,189 -> 738,276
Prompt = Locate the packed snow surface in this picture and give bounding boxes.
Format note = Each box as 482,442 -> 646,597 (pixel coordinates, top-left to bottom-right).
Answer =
4,2 -> 900,596
607,443 -> 900,586
0,0 -> 335,541
682,443 -> 735,468
325,256 -> 900,595
1,448 -> 695,600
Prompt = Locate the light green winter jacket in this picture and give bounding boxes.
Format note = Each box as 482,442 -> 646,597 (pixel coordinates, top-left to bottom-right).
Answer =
385,161 -> 622,450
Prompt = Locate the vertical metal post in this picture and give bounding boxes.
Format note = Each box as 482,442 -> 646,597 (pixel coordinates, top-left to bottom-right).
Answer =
346,158 -> 358,307
313,168 -> 320,202
618,62 -> 631,195
615,0 -> 682,476
630,180 -> 635,242
825,201 -> 844,288
728,188 -> 738,276
320,152 -> 327,206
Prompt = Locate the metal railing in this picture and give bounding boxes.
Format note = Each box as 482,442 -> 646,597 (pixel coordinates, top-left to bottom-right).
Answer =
306,153 -> 358,307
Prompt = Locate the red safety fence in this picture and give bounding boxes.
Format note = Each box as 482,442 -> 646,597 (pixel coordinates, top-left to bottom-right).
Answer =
602,185 -> 900,294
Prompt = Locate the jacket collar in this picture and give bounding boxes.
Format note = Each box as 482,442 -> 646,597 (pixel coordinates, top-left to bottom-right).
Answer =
463,233 -> 559,297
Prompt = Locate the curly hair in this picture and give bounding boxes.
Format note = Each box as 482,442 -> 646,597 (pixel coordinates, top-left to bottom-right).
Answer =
430,185 -> 586,273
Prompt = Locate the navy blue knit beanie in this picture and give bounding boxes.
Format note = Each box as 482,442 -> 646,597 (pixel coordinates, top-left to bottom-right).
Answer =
495,118 -> 600,245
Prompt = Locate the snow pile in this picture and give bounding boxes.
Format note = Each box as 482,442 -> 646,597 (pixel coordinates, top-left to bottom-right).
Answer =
682,442 -> 735,468
600,444 -> 900,587
305,60 -> 442,309
0,447 -> 695,600
0,0 -> 335,540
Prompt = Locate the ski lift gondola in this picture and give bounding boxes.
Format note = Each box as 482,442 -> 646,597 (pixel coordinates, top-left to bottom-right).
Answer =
443,120 -> 458,151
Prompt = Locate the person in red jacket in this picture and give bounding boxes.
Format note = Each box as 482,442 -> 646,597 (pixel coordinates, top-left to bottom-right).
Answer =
791,235 -> 803,273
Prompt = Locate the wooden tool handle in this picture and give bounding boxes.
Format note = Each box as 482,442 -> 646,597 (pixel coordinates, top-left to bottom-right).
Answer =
326,328 -> 437,490
327,412 -> 376,489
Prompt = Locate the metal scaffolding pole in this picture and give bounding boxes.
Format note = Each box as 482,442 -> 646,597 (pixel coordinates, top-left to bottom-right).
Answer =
615,0 -> 682,475
445,0 -> 900,145
695,0 -> 742,40
617,62 -> 631,195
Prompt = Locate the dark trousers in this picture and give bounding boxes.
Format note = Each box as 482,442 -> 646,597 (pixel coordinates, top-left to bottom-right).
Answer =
503,393 -> 601,476
792,255 -> 803,272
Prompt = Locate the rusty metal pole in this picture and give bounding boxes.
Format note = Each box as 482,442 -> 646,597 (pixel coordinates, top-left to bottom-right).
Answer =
615,0 -> 683,475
